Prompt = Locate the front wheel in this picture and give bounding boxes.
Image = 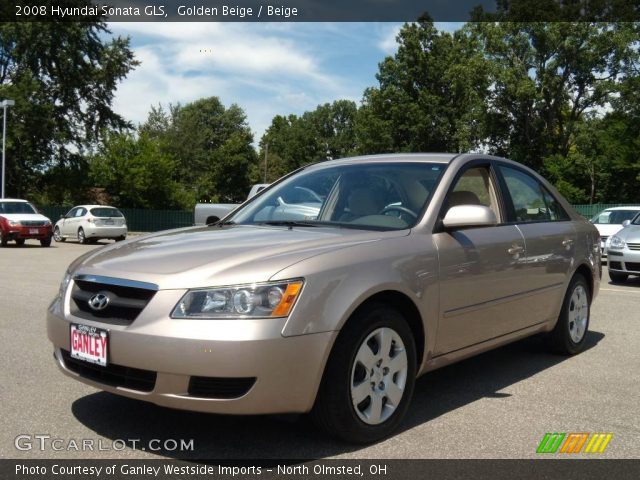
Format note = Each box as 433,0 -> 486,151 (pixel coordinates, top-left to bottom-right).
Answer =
0,231 -> 7,247
311,304 -> 416,443
547,274 -> 590,355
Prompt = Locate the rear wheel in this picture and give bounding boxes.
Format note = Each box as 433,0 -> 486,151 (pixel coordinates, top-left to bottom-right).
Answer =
77,228 -> 86,244
53,227 -> 64,242
115,235 -> 126,242
547,274 -> 590,355
311,304 -> 416,443
15,239 -> 25,246
40,237 -> 51,247
609,270 -> 628,284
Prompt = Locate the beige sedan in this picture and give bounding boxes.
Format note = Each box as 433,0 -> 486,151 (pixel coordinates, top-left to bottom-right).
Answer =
48,154 -> 600,443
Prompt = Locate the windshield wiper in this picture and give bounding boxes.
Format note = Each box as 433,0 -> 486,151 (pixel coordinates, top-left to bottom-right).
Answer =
258,220 -> 318,227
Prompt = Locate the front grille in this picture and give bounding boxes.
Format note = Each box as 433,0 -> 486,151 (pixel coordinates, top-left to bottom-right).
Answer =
70,279 -> 156,326
627,243 -> 640,251
188,376 -> 256,399
21,220 -> 46,227
625,262 -> 640,272
609,261 -> 622,270
61,350 -> 156,392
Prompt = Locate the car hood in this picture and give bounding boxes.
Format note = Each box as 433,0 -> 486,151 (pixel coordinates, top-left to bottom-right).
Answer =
611,224 -> 640,243
1,213 -> 51,223
594,224 -> 626,237
71,225 -> 408,289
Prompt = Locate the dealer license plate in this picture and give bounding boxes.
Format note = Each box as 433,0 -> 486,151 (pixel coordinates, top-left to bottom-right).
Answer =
29,228 -> 38,234
70,324 -> 108,367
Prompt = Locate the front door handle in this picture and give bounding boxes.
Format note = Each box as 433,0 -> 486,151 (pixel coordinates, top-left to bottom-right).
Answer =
562,239 -> 574,248
508,245 -> 524,255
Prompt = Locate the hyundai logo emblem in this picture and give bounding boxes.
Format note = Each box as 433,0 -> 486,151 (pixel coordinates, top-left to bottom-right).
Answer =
88,292 -> 110,311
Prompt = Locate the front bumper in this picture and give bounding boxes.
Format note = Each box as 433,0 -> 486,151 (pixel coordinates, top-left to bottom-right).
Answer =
4,225 -> 52,240
607,248 -> 640,275
47,289 -> 336,415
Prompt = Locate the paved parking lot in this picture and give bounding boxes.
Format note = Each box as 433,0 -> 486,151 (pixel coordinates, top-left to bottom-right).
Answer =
1,240 -> 638,459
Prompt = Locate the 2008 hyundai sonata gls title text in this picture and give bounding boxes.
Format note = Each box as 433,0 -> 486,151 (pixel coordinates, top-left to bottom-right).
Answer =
48,154 -> 600,443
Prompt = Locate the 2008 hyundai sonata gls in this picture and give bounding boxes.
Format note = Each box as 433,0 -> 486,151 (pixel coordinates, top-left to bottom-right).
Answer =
48,154 -> 600,443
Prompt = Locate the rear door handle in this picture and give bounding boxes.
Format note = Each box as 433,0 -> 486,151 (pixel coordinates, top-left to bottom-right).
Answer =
508,245 -> 524,255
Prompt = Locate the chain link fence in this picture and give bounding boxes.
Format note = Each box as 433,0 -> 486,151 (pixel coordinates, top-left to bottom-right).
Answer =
39,207 -> 193,232
38,203 -> 638,233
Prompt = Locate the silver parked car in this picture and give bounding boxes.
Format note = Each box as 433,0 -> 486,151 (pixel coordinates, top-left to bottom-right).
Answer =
48,154 -> 600,443
606,213 -> 640,283
54,205 -> 127,244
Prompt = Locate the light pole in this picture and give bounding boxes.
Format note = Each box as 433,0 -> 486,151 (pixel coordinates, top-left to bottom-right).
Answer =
1,99 -> 15,199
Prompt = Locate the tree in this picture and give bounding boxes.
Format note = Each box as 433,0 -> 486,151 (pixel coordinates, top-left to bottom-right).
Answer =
357,17 -> 490,154
0,10 -> 138,198
156,97 -> 257,202
257,100 -> 359,183
89,132 -> 193,209
467,21 -> 639,172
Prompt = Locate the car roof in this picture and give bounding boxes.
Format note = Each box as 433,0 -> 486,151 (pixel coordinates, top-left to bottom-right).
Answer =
321,153 -> 460,166
71,205 -> 119,209
0,198 -> 29,202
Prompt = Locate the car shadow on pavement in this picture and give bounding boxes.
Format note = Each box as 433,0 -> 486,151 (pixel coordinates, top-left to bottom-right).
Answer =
71,331 -> 604,460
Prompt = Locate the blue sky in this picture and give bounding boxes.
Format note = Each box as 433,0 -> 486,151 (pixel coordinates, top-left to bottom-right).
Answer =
108,22 -> 461,143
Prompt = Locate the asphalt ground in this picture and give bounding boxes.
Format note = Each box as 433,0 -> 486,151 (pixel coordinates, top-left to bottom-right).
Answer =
1,239 -> 638,460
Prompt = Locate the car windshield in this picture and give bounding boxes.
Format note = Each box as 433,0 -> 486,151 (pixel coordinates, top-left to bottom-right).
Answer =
591,209 -> 640,224
230,162 -> 446,230
0,201 -> 37,214
90,207 -> 123,218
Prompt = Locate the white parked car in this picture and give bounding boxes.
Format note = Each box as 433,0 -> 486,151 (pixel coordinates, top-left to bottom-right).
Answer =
590,206 -> 640,259
53,205 -> 127,244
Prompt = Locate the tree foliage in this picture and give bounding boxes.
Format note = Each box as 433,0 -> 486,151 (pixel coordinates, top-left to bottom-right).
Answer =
0,10 -> 138,198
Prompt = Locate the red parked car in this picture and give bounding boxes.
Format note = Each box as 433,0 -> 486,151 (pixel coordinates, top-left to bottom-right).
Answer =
0,199 -> 53,247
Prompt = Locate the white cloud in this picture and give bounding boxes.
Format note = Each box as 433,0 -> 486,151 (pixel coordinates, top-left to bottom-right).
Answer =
108,23 -> 372,142
378,24 -> 402,54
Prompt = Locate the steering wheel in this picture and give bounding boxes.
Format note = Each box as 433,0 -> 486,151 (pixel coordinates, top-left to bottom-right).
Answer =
380,205 -> 418,220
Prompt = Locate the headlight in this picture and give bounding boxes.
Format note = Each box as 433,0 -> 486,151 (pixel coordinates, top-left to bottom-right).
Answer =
59,271 -> 72,299
8,220 -> 21,226
43,219 -> 51,226
172,280 -> 303,319
609,235 -> 626,250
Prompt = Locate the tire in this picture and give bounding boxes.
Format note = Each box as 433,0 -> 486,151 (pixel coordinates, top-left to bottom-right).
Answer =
53,227 -> 64,242
609,270 -> 628,284
0,231 -> 7,247
40,237 -> 52,248
547,274 -> 591,355
15,239 -> 25,246
77,228 -> 87,244
115,235 -> 126,242
311,304 -> 417,443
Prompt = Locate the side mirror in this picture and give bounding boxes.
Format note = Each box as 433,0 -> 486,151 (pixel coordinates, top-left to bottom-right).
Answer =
60,215 -> 66,219
443,205 -> 497,230
622,220 -> 631,227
